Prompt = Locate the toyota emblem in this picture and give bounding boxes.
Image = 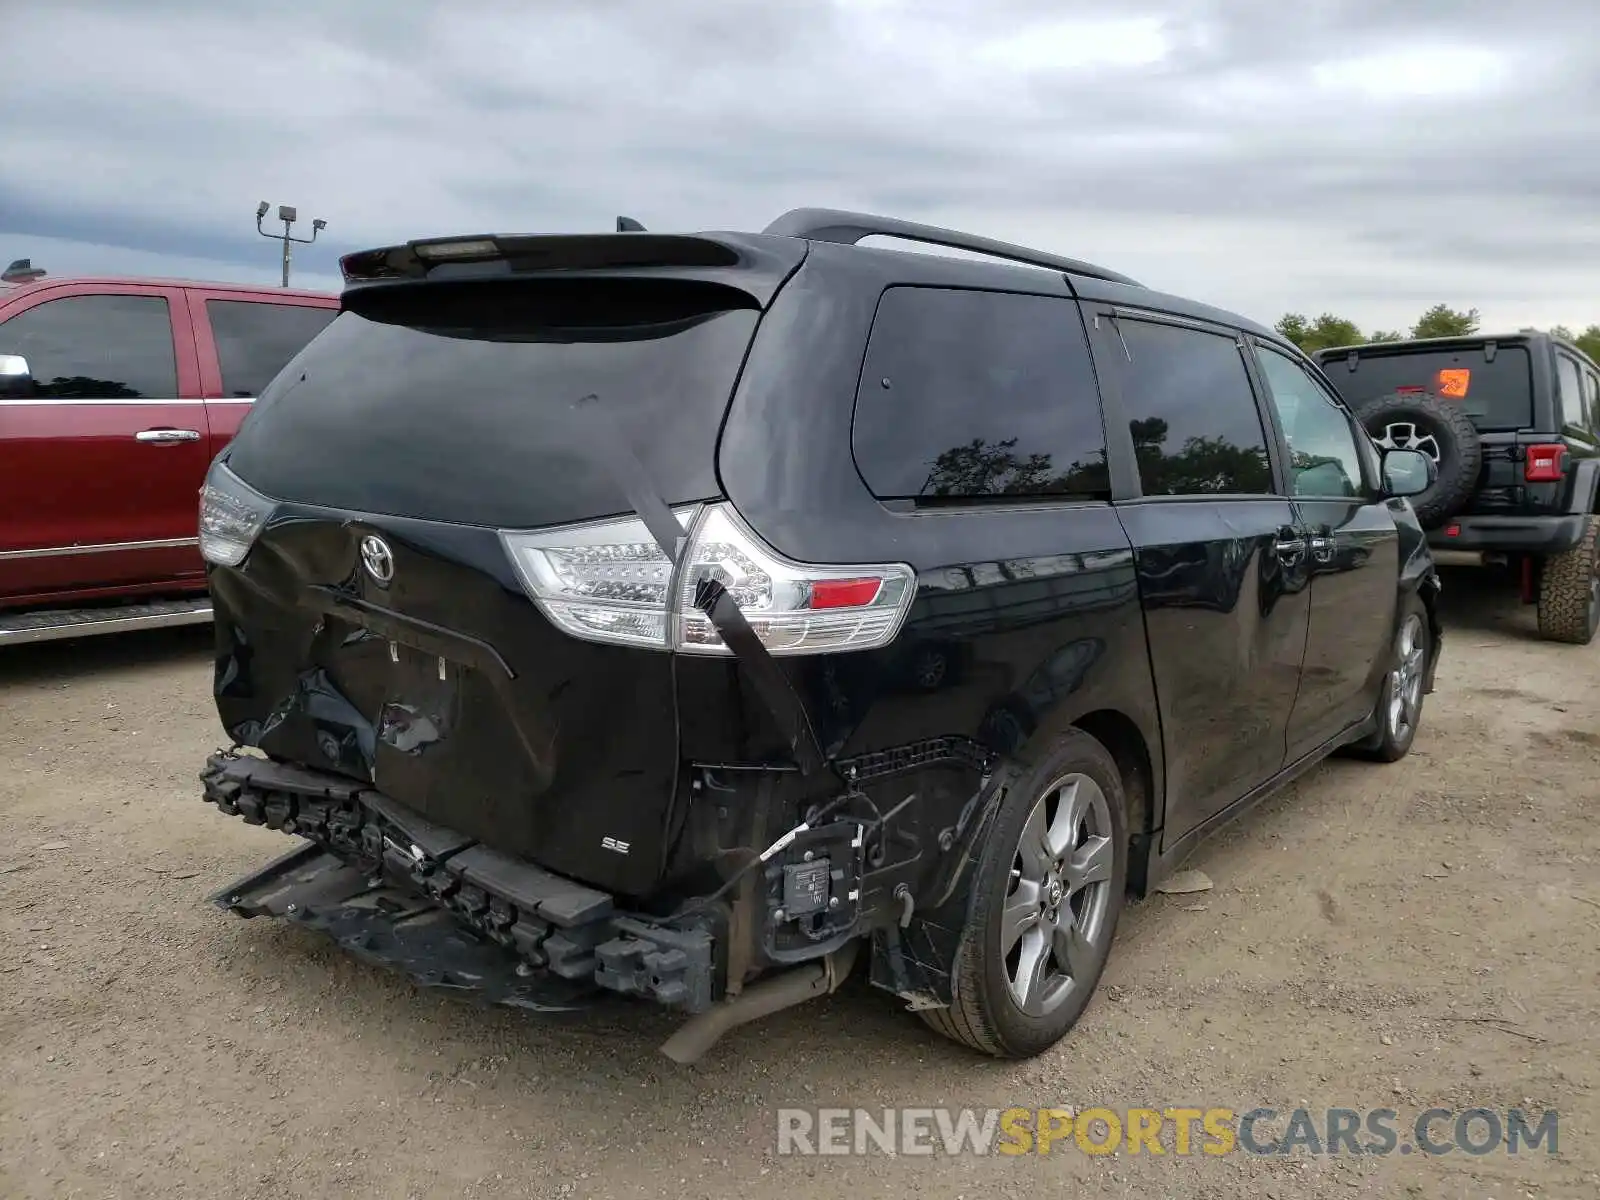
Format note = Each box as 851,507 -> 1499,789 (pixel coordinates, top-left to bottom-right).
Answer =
359,534 -> 395,585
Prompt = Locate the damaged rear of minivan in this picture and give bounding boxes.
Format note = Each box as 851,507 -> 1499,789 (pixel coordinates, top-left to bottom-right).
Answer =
199,217 -> 1157,1061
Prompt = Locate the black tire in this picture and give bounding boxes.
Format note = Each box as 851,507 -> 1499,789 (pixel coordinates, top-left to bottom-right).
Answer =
919,728 -> 1128,1058
1536,516 -> 1600,645
1354,391 -> 1481,528
1349,593 -> 1431,762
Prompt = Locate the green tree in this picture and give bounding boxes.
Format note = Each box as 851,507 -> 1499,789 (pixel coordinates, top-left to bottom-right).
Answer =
1274,312 -> 1366,354
1551,324 -> 1575,340
1410,304 -> 1480,339
1368,329 -> 1403,343
1573,325 -> 1600,363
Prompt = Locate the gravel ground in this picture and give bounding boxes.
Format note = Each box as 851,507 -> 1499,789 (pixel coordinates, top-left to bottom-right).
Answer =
1,566 -> 1596,1199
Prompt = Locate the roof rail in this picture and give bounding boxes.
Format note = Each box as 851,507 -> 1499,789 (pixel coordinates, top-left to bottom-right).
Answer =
761,207 -> 1140,286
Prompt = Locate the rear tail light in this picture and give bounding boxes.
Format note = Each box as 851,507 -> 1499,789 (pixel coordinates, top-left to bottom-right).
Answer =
198,461 -> 275,567
672,504 -> 914,655
1524,443 -> 1566,483
500,507 -> 697,649
501,502 -> 916,656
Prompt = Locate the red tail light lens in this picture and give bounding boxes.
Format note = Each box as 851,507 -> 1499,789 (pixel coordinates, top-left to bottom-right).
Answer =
808,578 -> 884,609
1524,444 -> 1566,483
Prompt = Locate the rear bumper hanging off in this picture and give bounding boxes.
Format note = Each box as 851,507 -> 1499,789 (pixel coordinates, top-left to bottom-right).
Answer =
210,842 -> 597,1011
201,751 -> 719,1013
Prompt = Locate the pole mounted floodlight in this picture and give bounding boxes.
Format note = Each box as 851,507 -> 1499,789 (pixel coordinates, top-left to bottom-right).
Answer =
255,200 -> 326,288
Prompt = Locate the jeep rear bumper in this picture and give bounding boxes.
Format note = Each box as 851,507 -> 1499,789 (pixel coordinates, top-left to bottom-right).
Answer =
1428,513 -> 1589,554
201,751 -> 719,1013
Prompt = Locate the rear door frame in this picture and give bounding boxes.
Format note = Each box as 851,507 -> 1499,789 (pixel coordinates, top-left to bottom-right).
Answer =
0,280 -> 210,604
1244,334 -> 1401,757
1084,302 -> 1314,848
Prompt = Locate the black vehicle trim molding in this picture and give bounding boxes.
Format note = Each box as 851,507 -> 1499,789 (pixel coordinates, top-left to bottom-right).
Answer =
0,536 -> 199,559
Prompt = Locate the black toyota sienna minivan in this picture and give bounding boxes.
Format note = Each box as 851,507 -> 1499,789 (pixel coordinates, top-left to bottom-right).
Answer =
197,208 -> 1443,1061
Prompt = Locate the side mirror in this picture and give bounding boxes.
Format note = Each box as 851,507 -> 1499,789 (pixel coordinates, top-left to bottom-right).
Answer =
0,353 -> 32,399
1382,447 -> 1435,497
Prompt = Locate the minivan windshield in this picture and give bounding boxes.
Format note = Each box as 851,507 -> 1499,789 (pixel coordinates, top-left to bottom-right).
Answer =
224,280 -> 761,530
1316,343 -> 1533,431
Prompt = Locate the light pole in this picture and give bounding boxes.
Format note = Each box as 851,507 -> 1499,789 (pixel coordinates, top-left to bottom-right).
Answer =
255,201 -> 326,288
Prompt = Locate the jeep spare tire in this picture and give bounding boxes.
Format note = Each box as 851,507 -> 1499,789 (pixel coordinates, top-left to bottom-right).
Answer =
1354,390 -> 1481,528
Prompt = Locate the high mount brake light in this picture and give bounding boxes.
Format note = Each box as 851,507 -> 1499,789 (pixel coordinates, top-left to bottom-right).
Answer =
198,461 -> 275,567
412,238 -> 501,261
1524,443 -> 1566,483
501,502 -> 916,655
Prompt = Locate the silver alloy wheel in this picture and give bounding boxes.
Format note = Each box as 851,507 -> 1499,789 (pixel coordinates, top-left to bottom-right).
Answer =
1001,773 -> 1115,1017
1376,421 -> 1442,466
1387,613 -> 1427,742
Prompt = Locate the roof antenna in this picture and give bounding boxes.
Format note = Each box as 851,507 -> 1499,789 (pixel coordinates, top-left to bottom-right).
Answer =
2,258 -> 45,283
615,216 -> 646,232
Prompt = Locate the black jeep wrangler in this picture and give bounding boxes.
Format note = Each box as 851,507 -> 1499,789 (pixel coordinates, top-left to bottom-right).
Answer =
1313,332 -> 1600,643
197,209 -> 1443,1061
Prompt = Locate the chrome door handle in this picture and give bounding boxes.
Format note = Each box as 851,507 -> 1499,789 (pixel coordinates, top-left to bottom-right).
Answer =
1309,534 -> 1335,562
1274,536 -> 1307,561
135,429 -> 201,444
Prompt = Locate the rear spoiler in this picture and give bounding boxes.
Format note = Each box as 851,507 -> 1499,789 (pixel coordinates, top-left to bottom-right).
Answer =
338,232 -> 808,309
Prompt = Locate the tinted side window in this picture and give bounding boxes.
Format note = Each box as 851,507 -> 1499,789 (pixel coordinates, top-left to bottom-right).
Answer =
852,287 -> 1108,500
1256,348 -> 1365,498
1583,366 -> 1600,436
1117,319 -> 1273,496
207,300 -> 336,397
1555,354 -> 1584,433
0,293 -> 175,398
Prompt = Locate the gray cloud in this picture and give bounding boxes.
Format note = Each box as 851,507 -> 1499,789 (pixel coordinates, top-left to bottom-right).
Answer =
4,0 -> 1598,330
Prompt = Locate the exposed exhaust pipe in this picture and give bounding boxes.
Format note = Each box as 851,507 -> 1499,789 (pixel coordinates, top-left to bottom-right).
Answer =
659,939 -> 860,1065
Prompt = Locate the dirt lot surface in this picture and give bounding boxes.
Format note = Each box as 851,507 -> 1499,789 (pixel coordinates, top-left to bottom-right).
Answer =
2,568 -> 1597,1199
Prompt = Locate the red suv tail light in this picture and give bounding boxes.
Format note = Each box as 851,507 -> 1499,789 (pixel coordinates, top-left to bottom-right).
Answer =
1524,443 -> 1566,483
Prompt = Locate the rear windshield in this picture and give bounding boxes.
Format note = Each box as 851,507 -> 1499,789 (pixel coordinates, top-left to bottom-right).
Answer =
1316,344 -> 1533,431
225,279 -> 760,529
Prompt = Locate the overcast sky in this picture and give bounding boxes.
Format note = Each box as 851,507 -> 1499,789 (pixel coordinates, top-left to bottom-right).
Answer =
4,0 -> 1597,333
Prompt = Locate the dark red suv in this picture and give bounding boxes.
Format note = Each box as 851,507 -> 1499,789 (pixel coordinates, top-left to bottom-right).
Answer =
0,270 -> 338,644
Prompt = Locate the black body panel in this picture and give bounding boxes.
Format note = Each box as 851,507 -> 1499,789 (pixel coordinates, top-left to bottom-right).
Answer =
1285,494 -> 1402,759
715,243 -> 1164,806
209,508 -> 684,900
1111,498 -> 1309,846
